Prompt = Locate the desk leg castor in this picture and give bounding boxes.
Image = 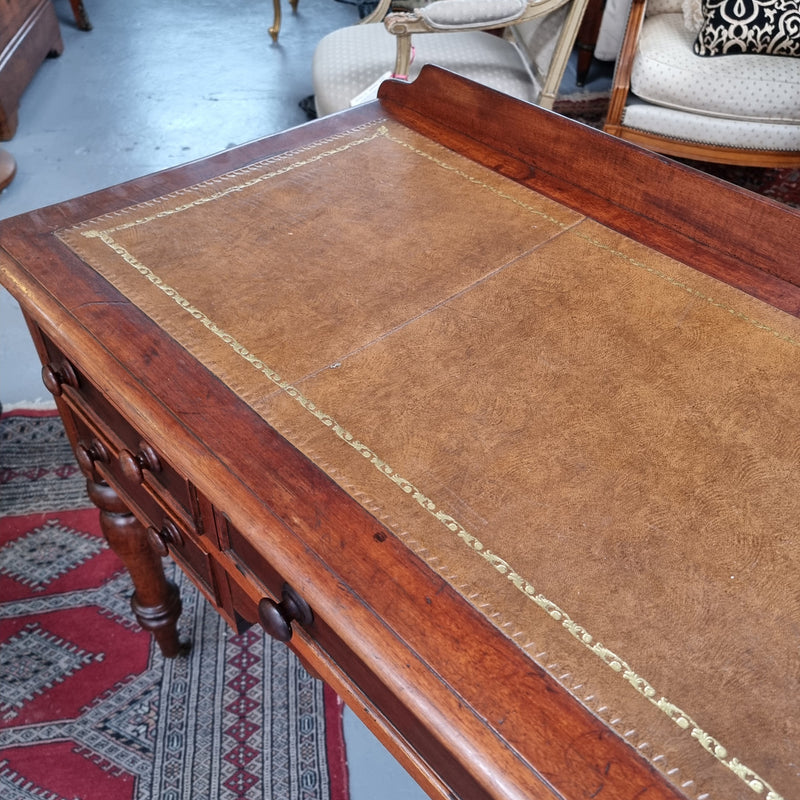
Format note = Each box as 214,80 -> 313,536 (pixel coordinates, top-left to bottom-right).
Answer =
87,479 -> 189,658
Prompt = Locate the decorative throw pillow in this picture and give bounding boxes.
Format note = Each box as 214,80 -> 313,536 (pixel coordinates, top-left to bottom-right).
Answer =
693,0 -> 800,56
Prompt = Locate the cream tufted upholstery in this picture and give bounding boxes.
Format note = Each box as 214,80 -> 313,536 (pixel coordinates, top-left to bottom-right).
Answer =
603,0 -> 800,165
312,0 -> 590,117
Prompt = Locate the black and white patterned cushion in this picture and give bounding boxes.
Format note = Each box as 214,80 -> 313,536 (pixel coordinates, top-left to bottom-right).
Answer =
694,0 -> 800,56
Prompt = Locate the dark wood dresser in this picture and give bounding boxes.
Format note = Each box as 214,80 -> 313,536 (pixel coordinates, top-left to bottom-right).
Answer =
1,67 -> 798,800
0,0 -> 63,139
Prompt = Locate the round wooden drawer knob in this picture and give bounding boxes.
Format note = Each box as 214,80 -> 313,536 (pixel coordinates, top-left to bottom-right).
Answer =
119,442 -> 162,484
75,437 -> 109,478
41,361 -> 78,396
146,519 -> 184,557
258,585 -> 313,643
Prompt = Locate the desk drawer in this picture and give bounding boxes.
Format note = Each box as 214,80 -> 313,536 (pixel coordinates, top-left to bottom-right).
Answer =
145,511 -> 218,605
39,333 -> 197,525
215,514 -> 317,642
69,408 -> 216,596
220,515 -> 285,599
69,403 -> 196,531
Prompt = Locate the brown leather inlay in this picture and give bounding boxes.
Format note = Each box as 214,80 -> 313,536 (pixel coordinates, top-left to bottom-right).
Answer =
58,118 -> 800,800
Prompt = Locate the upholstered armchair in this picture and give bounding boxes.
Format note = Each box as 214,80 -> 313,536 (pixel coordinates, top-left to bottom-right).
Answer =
312,0 -> 590,117
603,0 -> 800,166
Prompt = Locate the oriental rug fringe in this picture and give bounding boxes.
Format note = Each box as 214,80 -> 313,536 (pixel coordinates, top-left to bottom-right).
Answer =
0,410 -> 350,800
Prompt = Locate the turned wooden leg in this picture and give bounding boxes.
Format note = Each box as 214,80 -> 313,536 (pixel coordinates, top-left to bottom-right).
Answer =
86,478 -> 188,657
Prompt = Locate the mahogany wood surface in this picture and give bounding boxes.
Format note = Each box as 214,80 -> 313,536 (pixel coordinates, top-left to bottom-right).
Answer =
1,69 -> 798,800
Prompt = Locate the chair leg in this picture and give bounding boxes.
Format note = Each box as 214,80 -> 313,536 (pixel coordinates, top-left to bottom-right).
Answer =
539,0 -> 594,109
393,34 -> 413,79
269,0 -> 282,42
574,0 -> 605,86
69,0 -> 92,31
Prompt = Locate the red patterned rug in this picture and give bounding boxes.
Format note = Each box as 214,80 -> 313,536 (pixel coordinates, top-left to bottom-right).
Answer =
553,94 -> 800,209
0,409 -> 350,800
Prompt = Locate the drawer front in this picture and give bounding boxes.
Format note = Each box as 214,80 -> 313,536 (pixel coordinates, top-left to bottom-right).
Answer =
68,411 -> 218,600
214,514 -> 318,642
146,511 -> 218,604
39,334 -> 197,526
218,513 -> 285,603
69,398 -> 197,534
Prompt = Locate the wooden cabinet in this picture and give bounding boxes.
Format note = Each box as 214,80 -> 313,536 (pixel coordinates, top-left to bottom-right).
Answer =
0,0 -> 63,139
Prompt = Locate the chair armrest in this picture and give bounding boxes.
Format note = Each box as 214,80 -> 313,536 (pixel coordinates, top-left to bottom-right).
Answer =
385,0 -> 576,77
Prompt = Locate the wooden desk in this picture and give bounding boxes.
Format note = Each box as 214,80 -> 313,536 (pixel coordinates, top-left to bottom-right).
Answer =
1,67 -> 798,800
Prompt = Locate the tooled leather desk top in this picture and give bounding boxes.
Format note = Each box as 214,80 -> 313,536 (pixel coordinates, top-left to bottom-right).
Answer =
56,117 -> 799,800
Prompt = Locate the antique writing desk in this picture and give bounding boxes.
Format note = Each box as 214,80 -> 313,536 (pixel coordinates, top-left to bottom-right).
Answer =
1,68 -> 798,800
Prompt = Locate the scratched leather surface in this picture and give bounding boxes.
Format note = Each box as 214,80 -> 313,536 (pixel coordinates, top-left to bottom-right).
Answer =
59,118 -> 800,800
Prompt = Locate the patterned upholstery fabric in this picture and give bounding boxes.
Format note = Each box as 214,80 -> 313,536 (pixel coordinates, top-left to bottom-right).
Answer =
681,0 -> 704,29
514,7 -> 569,76
694,0 -> 800,57
312,20 -> 543,116
630,12 -> 800,122
648,0 -> 683,11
